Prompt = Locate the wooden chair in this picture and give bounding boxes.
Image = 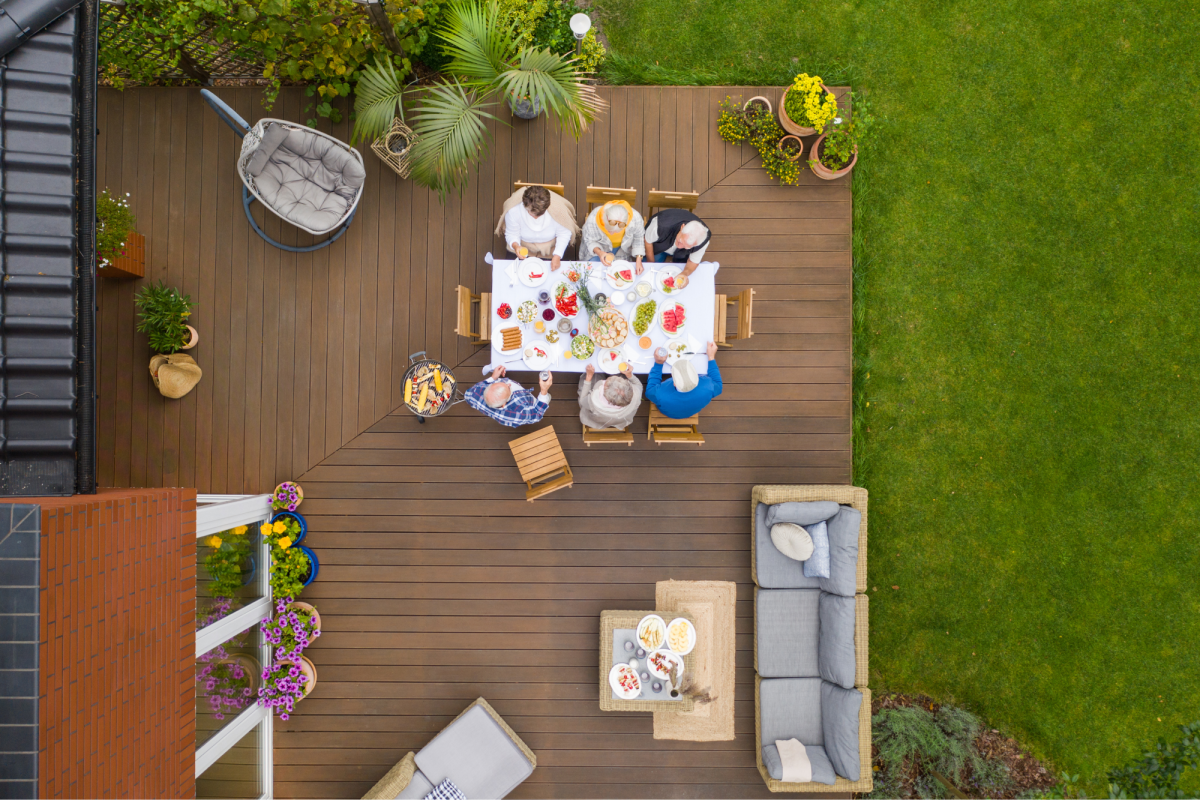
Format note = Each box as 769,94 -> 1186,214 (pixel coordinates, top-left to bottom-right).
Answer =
716,288 -> 754,347
582,425 -> 634,446
585,185 -> 637,212
509,426 -> 574,501
454,285 -> 490,344
647,188 -> 700,219
648,405 -> 705,445
514,180 -> 566,197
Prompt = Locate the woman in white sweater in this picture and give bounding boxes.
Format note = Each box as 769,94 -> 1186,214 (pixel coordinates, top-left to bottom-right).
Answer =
502,185 -> 572,270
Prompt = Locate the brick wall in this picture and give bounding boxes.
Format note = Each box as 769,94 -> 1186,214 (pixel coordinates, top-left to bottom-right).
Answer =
35,489 -> 197,799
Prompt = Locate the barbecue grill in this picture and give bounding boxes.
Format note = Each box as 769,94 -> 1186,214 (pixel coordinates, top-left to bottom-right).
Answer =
401,351 -> 464,423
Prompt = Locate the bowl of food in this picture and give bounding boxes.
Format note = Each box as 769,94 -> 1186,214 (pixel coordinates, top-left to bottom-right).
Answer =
637,614 -> 667,652
631,299 -> 657,337
517,300 -> 538,323
665,617 -> 696,656
570,334 -> 595,360
609,662 -> 642,699
647,648 -> 684,682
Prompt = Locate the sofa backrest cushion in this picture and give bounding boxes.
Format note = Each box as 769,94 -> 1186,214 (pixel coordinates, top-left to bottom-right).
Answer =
817,505 -> 862,597
414,705 -> 533,799
247,122 -> 290,177
765,501 -> 839,528
817,592 -> 856,688
759,677 -> 824,746
820,681 -> 862,781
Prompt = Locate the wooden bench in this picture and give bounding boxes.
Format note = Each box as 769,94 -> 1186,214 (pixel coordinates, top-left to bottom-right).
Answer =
716,288 -> 754,347
647,188 -> 700,218
582,425 -> 634,446
454,285 -> 490,344
509,426 -> 574,501
648,406 -> 704,445
514,180 -> 566,196
585,184 -> 637,212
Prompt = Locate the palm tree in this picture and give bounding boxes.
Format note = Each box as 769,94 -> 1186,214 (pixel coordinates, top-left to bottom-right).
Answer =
352,0 -> 605,198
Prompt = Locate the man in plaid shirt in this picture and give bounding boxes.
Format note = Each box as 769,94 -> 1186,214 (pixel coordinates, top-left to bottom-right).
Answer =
466,365 -> 553,427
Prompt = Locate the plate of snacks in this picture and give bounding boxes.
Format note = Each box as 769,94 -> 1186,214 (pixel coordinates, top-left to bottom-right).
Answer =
517,300 -> 538,323
647,649 -> 684,682
665,339 -> 689,364
591,307 -> 629,349
631,299 -> 657,337
519,258 -> 550,287
666,617 -> 696,656
609,663 -> 642,700
597,348 -> 624,374
523,343 -> 552,371
499,326 -> 522,352
605,261 -> 636,290
659,302 -> 687,338
497,302 -> 512,320
570,334 -> 594,359
554,282 -> 579,317
655,266 -> 688,295
637,614 -> 667,652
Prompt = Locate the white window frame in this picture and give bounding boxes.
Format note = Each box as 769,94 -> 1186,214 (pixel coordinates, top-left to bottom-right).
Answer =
194,493 -> 276,800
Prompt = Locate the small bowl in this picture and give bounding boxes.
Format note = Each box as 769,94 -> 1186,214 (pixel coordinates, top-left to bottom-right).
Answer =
636,614 -> 667,651
608,663 -> 642,699
665,617 -> 697,656
647,648 -> 684,681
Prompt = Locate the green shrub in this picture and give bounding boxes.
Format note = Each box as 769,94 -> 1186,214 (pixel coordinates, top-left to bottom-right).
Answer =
96,189 -> 136,266
134,280 -> 193,354
1107,722 -> 1200,799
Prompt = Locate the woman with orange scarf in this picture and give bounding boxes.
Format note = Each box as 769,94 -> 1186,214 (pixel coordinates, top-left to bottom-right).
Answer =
579,200 -> 647,274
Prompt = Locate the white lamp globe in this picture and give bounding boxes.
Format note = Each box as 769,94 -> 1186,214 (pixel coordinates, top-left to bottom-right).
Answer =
569,13 -> 592,39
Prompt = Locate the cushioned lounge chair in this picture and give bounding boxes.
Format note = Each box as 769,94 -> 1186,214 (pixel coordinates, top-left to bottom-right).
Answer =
200,89 -> 365,252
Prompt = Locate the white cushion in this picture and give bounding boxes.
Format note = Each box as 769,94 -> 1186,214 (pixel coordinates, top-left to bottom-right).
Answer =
771,523 -> 814,562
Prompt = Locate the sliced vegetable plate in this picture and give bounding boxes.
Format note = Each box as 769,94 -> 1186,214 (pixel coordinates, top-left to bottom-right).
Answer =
554,282 -> 579,317
519,257 -> 550,287
658,301 -> 687,338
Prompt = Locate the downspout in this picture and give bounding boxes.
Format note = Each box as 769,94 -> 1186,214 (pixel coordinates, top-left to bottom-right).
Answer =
75,0 -> 97,493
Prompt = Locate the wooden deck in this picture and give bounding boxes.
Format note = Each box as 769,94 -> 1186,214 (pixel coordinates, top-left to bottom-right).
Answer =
96,85 -> 852,799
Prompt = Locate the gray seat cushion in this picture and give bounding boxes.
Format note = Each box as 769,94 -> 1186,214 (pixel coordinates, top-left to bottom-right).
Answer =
761,743 -> 837,785
818,592 -> 857,689
759,677 -> 824,747
252,126 -> 366,233
756,589 -> 820,678
415,704 -> 533,799
396,768 -> 435,799
820,682 -> 863,781
818,506 -> 862,597
756,503 -> 823,589
765,501 -> 839,528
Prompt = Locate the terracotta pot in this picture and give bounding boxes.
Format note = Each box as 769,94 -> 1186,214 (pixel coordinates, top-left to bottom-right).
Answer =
287,601 -> 321,634
217,654 -> 261,694
273,482 -> 304,510
809,133 -> 858,180
742,95 -> 773,115
779,83 -> 834,136
296,655 -> 317,696
776,135 -> 805,162
180,324 -> 199,350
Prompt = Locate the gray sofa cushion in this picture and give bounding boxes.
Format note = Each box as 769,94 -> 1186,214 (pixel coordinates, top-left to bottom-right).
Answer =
247,122 -> 290,177
801,520 -> 830,578
252,127 -> 366,233
396,768 -> 435,799
414,704 -> 533,799
765,501 -> 839,528
818,592 -> 857,689
756,503 -> 823,589
762,743 -> 837,785
820,682 -> 863,781
759,677 -> 824,747
756,589 -> 820,678
818,506 -> 862,597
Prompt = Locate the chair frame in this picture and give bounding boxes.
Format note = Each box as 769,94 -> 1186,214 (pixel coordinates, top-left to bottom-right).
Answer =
454,285 -> 491,344
585,185 -> 637,212
509,426 -> 574,501
514,180 -> 566,197
581,425 -> 634,446
648,405 -> 705,445
201,89 -> 361,253
716,288 -> 755,347
647,187 -> 700,218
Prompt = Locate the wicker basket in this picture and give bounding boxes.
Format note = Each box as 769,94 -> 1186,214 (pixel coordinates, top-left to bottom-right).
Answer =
370,117 -> 417,178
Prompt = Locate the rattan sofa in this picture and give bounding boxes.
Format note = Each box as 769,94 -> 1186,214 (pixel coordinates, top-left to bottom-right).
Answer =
362,698 -> 536,799
751,485 -> 872,793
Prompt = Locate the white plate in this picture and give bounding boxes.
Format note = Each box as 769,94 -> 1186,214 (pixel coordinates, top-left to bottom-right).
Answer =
655,266 -> 684,295
658,301 -> 687,339
636,614 -> 667,652
553,282 -> 580,318
609,663 -> 642,700
519,258 -> 551,288
522,343 -> 552,371
597,348 -> 624,374
665,617 -> 697,656
665,339 -> 689,364
647,649 -> 684,682
605,261 -> 637,290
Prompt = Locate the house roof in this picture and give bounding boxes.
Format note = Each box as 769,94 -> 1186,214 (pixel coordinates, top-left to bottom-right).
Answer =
0,0 -> 96,496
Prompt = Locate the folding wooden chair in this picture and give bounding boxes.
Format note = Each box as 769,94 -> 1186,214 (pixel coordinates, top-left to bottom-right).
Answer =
648,405 -> 705,445
509,426 -> 575,501
716,288 -> 754,347
585,185 -> 637,213
582,425 -> 634,446
647,188 -> 700,219
514,180 -> 566,197
453,285 -> 490,344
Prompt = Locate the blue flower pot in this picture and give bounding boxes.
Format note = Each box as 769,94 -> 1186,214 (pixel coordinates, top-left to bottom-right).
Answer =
270,511 -> 307,545
298,545 -> 319,587
240,552 -> 257,586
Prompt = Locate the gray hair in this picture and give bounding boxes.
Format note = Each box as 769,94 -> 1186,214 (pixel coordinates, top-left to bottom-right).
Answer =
603,376 -> 634,407
484,381 -> 512,408
603,204 -> 629,225
680,220 -> 708,246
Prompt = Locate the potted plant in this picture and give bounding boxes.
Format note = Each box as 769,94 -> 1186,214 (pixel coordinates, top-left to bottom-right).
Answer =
808,92 -> 874,180
748,114 -> 802,187
779,72 -> 839,136
272,481 -> 305,512
776,134 -> 804,162
509,92 -> 542,119
96,189 -> 144,280
202,526 -> 255,599
263,596 -> 322,660
742,95 -> 772,116
197,638 -> 259,720
717,96 -> 753,145
258,656 -> 316,721
262,515 -> 319,598
134,280 -> 197,353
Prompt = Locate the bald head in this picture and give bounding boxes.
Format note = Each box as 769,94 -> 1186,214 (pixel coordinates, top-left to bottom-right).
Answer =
484,381 -> 512,408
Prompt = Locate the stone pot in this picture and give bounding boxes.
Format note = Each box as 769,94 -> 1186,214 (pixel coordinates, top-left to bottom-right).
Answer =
779,83 -> 834,136
180,324 -> 199,350
776,135 -> 805,162
809,132 -> 858,180
509,94 -> 542,120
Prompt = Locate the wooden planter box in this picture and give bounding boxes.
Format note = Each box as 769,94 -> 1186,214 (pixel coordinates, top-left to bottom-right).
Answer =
97,230 -> 145,279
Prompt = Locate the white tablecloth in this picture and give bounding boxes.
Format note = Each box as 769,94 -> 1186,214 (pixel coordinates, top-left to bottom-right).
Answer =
487,259 -> 716,375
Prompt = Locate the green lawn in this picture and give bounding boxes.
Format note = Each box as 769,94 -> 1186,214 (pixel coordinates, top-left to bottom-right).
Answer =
592,0 -> 1200,792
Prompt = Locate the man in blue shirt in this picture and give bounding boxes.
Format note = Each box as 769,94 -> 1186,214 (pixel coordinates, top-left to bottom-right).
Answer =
466,365 -> 552,427
646,342 -> 722,418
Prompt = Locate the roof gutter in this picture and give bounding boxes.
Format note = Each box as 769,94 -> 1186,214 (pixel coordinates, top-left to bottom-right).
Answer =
75,0 -> 97,493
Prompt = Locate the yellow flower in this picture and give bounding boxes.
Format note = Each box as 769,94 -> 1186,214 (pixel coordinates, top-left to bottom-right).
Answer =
260,522 -> 272,536
208,535 -> 223,549
278,536 -> 293,550
233,525 -> 248,535
273,520 -> 287,534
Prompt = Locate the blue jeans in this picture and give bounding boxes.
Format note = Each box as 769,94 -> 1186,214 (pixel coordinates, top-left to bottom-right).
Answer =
589,245 -> 620,263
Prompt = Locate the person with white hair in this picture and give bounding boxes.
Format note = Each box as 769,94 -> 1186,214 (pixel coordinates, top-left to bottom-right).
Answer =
643,209 -> 712,278
465,365 -> 553,427
580,199 -> 646,273
646,342 -> 722,419
578,363 -> 643,430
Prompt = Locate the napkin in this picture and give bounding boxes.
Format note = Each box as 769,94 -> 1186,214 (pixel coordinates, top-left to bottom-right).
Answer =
505,262 -> 518,286
687,334 -> 703,356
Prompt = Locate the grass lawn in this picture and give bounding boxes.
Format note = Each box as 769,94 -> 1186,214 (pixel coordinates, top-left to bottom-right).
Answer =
592,0 -> 1200,791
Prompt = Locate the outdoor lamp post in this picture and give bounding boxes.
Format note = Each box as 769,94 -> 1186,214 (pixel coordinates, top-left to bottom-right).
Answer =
570,13 -> 591,55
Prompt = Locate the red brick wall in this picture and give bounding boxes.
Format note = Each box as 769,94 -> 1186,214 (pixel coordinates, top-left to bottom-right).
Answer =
37,489 -> 197,799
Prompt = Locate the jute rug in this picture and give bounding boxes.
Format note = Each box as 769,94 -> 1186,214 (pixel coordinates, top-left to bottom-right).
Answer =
653,580 -> 736,741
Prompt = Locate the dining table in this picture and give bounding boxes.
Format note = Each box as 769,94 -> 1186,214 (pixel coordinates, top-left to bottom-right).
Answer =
485,257 -> 717,377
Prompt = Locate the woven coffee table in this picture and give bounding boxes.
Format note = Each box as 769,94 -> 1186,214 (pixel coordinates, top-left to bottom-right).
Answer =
599,610 -> 696,712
